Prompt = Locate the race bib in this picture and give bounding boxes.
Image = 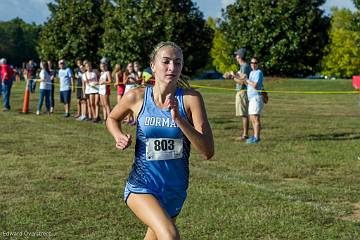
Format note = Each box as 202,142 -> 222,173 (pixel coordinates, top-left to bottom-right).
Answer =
146,138 -> 183,161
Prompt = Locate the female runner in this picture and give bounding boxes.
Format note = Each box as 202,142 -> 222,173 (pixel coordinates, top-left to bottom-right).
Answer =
107,42 -> 214,239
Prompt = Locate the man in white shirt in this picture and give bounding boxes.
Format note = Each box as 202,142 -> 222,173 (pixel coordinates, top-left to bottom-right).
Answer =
58,59 -> 73,117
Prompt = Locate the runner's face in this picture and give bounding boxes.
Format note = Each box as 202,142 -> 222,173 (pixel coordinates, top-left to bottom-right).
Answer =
151,47 -> 182,85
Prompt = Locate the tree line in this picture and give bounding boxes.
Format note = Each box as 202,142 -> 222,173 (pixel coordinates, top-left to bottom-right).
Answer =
38,0 -> 213,76
1,0 -> 360,78
0,18 -> 41,67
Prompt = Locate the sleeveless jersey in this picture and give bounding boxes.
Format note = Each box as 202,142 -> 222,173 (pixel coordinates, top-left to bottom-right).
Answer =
127,86 -> 191,192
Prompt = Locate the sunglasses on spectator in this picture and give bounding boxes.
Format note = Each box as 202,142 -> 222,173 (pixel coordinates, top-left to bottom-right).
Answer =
250,62 -> 258,64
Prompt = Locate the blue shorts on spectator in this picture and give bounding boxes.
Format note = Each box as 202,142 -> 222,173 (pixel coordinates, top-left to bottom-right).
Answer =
60,90 -> 71,104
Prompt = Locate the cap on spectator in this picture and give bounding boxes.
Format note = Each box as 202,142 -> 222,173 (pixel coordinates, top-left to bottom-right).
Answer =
234,48 -> 246,59
100,57 -> 109,64
0,58 -> 7,64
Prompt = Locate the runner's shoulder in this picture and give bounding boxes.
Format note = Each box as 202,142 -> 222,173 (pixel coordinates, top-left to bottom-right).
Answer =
124,86 -> 145,103
182,88 -> 202,99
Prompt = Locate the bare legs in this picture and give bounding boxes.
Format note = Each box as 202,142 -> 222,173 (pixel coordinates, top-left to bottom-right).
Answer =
250,114 -> 261,139
127,194 -> 180,240
100,95 -> 111,121
242,116 -> 249,138
86,97 -> 92,119
75,99 -> 81,117
64,103 -> 70,115
89,93 -> 99,120
236,92 -> 249,139
80,99 -> 87,118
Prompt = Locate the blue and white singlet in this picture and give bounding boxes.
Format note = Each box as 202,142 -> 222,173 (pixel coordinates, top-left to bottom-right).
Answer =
127,86 -> 191,192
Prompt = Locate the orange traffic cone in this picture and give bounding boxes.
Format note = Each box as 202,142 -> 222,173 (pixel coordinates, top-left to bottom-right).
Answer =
22,83 -> 30,113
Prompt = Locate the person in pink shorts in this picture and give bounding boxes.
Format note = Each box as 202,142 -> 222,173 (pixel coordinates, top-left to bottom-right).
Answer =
113,64 -> 125,105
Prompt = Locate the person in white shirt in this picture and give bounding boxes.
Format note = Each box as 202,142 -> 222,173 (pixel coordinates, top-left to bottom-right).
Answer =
99,61 -> 112,122
36,61 -> 52,115
58,59 -> 73,118
238,57 -> 264,144
83,61 -> 100,123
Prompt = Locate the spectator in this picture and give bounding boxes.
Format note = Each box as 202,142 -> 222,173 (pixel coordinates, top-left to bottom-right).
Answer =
142,67 -> 155,86
134,61 -> 143,84
112,63 -> 125,105
232,48 -> 251,140
240,57 -> 264,144
0,58 -> 14,111
14,66 -> 21,83
36,61 -> 52,115
58,59 -> 73,118
99,61 -> 112,122
74,58 -> 83,118
123,62 -> 137,125
48,60 -> 57,113
123,62 -> 137,94
83,61 -> 100,123
76,64 -> 88,121
27,60 -> 38,93
83,60 -> 92,120
21,62 -> 27,81
0,61 -> 2,96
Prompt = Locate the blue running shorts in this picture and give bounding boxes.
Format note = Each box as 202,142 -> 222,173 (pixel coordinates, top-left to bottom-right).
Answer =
124,182 -> 187,218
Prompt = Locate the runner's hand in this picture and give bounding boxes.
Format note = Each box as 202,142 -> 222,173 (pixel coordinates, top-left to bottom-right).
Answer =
115,134 -> 132,150
165,94 -> 180,121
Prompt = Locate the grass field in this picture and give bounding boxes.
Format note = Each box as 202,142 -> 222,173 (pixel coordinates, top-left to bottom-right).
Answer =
1,79 -> 360,239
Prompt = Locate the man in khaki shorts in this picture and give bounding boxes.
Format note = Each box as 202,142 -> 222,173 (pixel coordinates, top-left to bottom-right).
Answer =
224,48 -> 252,140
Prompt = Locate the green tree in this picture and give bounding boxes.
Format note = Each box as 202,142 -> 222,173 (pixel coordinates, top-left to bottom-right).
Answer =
321,8 -> 360,78
208,17 -> 237,73
330,7 -> 357,31
100,0 -> 213,75
221,0 -> 330,76
0,18 -> 41,66
354,0 -> 360,9
38,0 -> 106,66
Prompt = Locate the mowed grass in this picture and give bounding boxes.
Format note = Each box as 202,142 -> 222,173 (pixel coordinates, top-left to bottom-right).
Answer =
1,79 -> 360,239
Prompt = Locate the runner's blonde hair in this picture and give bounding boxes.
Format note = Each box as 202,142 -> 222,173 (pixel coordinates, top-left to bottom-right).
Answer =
150,41 -> 191,89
